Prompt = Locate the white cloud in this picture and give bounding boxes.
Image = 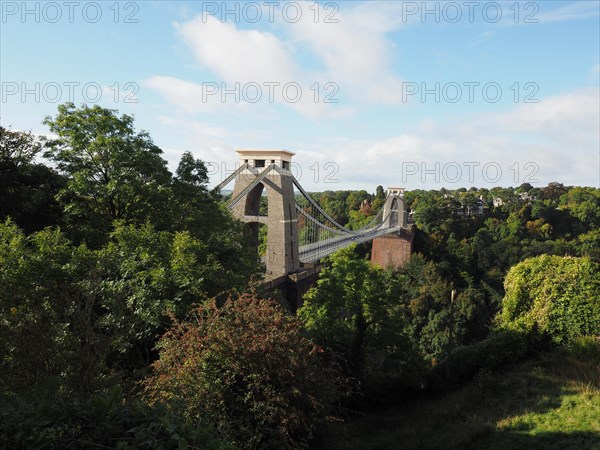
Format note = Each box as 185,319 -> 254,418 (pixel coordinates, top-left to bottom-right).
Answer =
288,88 -> 600,190
175,14 -> 297,85
153,114 -> 237,176
146,2 -> 409,118
285,2 -> 406,105
141,2 -> 598,189
158,87 -> 597,190
167,13 -> 335,118
144,75 -> 230,114
157,115 -> 228,140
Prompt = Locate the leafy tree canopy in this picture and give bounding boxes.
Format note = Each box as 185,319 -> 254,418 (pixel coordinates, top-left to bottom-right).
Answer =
498,255 -> 600,344
43,103 -> 172,239
299,245 -> 422,395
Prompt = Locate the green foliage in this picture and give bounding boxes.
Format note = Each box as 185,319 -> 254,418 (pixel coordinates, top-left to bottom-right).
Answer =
305,189 -> 380,228
306,191 -> 350,226
0,379 -> 229,450
410,190 -> 459,235
43,103 -> 172,242
99,224 -> 200,365
372,185 -> 386,211
499,255 -> 600,344
0,125 -> 42,164
577,228 -> 600,259
427,330 -> 529,391
401,255 -> 458,360
41,103 -> 257,283
5,103 -> 600,444
346,190 -> 371,211
0,219 -> 109,394
398,254 -> 495,363
145,295 -> 346,449
403,185 -> 600,351
559,186 -> 600,229
0,219 -> 256,394
299,245 -> 424,397
347,209 -> 374,230
0,126 -> 65,232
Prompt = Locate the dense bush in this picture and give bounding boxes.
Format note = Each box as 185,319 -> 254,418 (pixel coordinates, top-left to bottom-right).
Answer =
427,330 -> 529,391
145,295 -> 347,449
0,219 -> 256,394
0,379 -> 229,450
498,255 -> 600,344
0,220 -> 107,395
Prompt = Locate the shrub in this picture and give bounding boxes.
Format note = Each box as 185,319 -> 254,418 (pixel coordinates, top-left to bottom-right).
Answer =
498,255 -> 600,344
565,335 -> 600,365
0,378 -> 228,450
427,330 -> 529,391
144,295 -> 347,449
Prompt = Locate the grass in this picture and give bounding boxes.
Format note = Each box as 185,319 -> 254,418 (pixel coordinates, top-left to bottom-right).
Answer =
316,338 -> 600,450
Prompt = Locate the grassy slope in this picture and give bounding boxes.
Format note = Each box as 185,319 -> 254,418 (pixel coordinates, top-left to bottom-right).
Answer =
317,343 -> 600,450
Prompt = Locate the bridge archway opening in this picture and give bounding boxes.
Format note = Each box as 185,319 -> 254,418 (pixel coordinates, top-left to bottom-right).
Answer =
390,197 -> 398,226
243,182 -> 269,259
244,182 -> 267,216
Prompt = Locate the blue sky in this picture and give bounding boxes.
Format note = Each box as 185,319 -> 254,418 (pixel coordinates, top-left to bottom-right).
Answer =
1,0 -> 599,191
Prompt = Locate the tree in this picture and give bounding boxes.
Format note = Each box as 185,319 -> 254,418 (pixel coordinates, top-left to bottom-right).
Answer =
0,218 -> 257,393
43,103 -> 172,242
577,228 -> 600,259
97,221 -> 259,372
518,182 -> 533,192
0,125 -> 42,164
346,190 -> 371,212
372,185 -> 386,211
541,182 -> 569,203
0,126 -> 65,232
0,220 -> 109,395
299,245 -> 422,396
169,152 -> 259,287
42,104 -> 258,283
145,295 -> 346,449
347,209 -> 374,230
410,191 -> 457,235
559,187 -> 600,229
499,255 -> 600,344
400,255 -> 459,361
459,191 -> 480,217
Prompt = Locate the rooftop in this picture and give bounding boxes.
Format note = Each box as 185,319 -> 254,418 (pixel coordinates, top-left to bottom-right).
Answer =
236,149 -> 295,159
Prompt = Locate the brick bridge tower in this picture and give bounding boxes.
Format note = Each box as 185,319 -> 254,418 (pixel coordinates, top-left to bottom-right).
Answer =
230,150 -> 300,277
371,187 -> 413,270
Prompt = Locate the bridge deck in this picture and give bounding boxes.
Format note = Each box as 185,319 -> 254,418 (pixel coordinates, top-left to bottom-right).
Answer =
299,226 -> 401,263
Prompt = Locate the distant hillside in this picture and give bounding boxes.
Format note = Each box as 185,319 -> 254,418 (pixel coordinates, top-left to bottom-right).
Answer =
317,339 -> 600,450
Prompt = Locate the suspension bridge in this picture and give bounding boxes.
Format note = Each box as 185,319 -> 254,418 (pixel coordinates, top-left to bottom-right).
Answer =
215,150 -> 410,279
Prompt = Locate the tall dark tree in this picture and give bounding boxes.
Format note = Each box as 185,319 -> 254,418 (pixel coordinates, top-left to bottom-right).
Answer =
0,126 -> 65,232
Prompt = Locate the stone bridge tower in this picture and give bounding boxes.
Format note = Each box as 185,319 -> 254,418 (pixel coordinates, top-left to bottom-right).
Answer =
230,150 -> 300,277
382,187 -> 408,228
